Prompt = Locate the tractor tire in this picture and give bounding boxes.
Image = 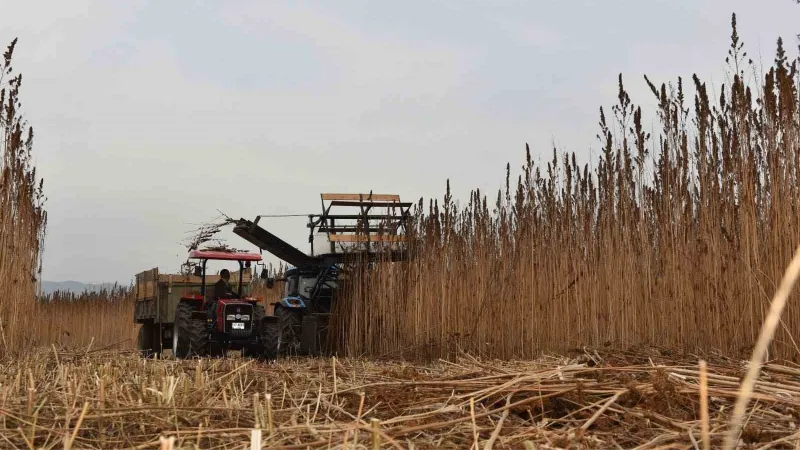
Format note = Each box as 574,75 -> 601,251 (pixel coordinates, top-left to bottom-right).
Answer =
242,304 -> 266,359
137,323 -> 158,357
172,302 -> 208,359
261,318 -> 281,360
274,305 -> 303,356
209,343 -> 226,358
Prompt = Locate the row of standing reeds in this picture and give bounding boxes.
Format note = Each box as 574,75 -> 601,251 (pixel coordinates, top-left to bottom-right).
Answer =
0,38 -> 47,357
27,285 -> 137,350
331,16 -> 800,361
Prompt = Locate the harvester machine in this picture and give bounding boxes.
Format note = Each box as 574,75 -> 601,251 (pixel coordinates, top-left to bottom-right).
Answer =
233,193 -> 412,358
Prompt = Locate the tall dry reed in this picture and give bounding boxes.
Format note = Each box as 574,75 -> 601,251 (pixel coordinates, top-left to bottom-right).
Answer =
28,285 -> 136,349
332,15 -> 800,361
0,38 -> 47,357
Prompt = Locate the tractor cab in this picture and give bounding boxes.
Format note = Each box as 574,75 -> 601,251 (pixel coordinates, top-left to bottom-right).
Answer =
187,250 -> 262,304
283,267 -> 321,298
271,265 -> 338,314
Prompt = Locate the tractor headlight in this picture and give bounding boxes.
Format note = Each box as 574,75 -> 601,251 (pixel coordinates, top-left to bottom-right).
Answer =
240,314 -> 250,321
226,314 -> 236,320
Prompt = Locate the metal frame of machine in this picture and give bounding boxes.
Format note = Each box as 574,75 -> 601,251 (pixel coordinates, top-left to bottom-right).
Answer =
232,192 -> 412,357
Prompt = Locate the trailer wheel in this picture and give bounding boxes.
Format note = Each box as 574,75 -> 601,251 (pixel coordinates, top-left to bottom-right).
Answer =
137,323 -> 158,357
172,302 -> 208,358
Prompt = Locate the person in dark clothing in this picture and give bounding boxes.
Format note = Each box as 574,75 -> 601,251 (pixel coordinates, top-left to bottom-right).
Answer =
208,269 -> 236,322
214,269 -> 236,300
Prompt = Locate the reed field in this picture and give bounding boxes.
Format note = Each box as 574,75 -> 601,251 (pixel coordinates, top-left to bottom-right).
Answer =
30,286 -> 137,351
332,16 -> 800,362
2,14 -> 800,449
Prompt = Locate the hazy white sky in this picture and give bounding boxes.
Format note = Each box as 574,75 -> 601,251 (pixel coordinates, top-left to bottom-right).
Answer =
0,0 -> 797,283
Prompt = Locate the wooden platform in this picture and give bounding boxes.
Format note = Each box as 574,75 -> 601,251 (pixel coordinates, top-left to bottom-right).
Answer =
320,193 -> 402,202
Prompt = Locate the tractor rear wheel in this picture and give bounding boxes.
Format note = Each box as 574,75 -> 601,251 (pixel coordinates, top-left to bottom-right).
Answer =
172,302 -> 208,358
242,304 -> 266,358
274,305 -> 302,356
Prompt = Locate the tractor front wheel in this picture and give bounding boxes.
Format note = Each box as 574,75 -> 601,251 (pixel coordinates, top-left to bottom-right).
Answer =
242,304 -> 266,359
172,302 -> 208,358
261,318 -> 281,360
274,305 -> 303,356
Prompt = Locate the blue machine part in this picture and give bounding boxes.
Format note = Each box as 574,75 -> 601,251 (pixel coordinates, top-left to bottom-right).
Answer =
279,296 -> 307,309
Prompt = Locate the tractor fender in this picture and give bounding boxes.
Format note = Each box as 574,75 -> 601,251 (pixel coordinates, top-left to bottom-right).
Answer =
278,296 -> 307,309
176,299 -> 207,322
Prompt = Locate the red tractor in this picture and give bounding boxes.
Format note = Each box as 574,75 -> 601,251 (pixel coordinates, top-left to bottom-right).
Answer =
170,250 -> 279,359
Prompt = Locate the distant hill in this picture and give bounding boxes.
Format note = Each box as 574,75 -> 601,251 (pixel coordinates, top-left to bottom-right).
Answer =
39,281 -> 121,295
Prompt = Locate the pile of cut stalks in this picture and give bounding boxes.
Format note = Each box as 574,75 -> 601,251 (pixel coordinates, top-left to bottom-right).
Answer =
1,345 -> 799,449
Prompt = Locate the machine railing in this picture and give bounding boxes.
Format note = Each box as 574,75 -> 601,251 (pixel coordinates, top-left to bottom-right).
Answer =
232,192 -> 412,268
308,192 -> 412,256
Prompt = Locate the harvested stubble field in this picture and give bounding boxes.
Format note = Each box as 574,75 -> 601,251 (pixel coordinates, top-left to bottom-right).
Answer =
2,346 -> 800,449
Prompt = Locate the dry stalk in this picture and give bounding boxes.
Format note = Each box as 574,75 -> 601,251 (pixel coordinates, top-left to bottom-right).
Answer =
699,360 -> 710,450
724,244 -> 800,450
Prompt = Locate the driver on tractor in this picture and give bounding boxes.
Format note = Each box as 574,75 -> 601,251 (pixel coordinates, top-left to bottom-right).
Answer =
208,269 -> 237,323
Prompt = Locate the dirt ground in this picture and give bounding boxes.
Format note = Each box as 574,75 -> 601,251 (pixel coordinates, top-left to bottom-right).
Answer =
0,345 -> 799,449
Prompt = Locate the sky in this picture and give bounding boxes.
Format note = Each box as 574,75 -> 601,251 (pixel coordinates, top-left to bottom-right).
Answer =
0,0 -> 797,284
